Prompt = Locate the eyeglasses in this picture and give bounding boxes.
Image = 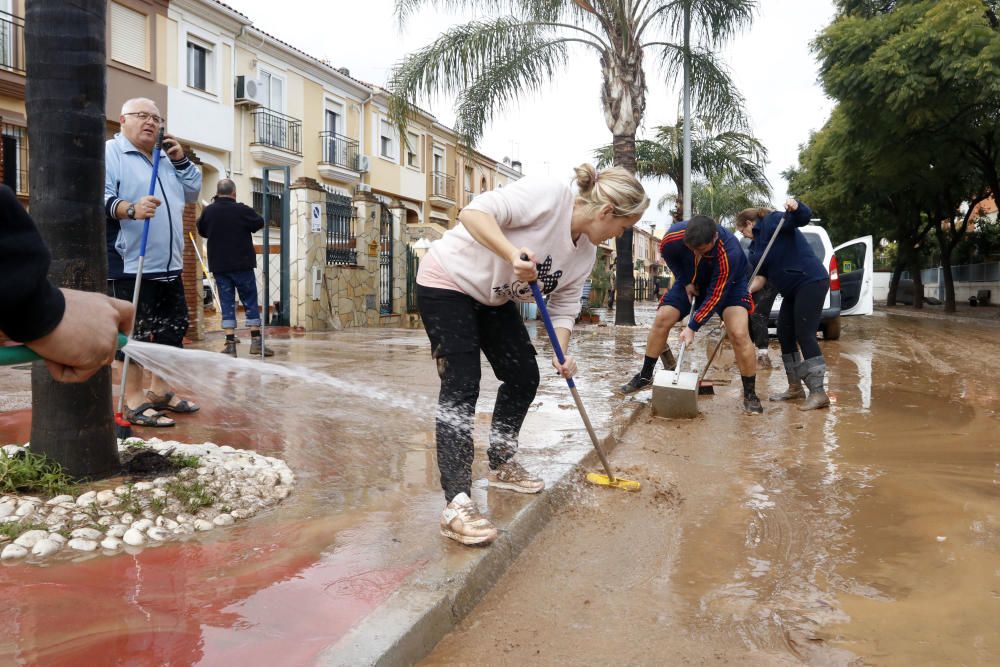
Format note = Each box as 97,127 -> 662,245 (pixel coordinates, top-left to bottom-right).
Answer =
123,111 -> 164,124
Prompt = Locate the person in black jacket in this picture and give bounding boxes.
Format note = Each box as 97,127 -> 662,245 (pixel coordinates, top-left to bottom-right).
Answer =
196,179 -> 272,357
1,185 -> 134,382
736,199 -> 830,410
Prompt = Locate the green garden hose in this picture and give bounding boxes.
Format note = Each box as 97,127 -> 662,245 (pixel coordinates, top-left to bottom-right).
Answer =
0,333 -> 129,366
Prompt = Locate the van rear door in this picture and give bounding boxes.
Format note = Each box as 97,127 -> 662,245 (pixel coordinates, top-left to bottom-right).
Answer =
834,235 -> 873,315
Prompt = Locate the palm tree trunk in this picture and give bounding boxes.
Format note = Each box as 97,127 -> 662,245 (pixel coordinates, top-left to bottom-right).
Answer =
613,132 -> 637,326
25,1 -> 119,479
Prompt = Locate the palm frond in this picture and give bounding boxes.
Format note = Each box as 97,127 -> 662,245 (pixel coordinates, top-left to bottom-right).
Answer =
395,0 -> 599,27
657,43 -> 749,130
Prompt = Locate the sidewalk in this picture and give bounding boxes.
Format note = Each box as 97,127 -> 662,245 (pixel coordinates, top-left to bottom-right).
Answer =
0,304 -> 666,665
878,301 -> 1000,326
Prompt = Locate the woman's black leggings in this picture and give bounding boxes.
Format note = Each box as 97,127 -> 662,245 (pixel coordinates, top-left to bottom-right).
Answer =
417,285 -> 540,502
777,278 -> 829,360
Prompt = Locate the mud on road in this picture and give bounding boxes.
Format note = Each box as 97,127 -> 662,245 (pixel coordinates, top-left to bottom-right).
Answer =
424,312 -> 1000,665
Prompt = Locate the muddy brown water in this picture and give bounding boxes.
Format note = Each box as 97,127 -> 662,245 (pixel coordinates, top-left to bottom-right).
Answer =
424,312 -> 1000,666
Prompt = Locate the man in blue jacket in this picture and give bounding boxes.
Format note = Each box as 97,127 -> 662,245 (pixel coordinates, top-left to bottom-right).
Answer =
621,215 -> 762,414
197,179 -> 272,357
105,98 -> 202,427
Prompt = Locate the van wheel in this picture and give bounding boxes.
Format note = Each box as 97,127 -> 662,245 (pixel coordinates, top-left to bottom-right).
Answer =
821,316 -> 841,340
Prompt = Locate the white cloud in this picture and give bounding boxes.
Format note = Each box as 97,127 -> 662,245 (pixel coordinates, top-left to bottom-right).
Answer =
228,0 -> 836,222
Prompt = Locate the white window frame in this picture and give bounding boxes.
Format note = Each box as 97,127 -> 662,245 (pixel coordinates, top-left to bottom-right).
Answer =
257,66 -> 286,113
180,23 -> 222,99
378,117 -> 399,162
185,38 -> 212,93
405,131 -> 421,170
432,146 -> 445,174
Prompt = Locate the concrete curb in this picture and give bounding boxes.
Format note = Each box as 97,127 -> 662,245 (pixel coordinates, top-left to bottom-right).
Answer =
315,397 -> 649,666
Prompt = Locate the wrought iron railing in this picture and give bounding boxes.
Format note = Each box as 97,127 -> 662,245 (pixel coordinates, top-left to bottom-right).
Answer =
326,192 -> 357,266
251,178 -> 283,228
0,10 -> 25,75
319,131 -> 359,171
250,108 -> 302,155
431,171 -> 455,200
1,124 -> 28,196
406,246 -> 419,313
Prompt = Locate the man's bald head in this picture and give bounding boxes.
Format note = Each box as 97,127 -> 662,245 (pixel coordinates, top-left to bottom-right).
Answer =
216,179 -> 237,199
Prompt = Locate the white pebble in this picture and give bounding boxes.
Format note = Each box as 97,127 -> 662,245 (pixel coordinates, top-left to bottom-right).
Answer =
14,530 -> 49,549
15,503 -> 35,518
133,482 -> 154,492
131,519 -> 153,532
152,477 -> 170,488
193,519 -> 214,532
1,544 -> 28,560
47,533 -> 66,544
70,527 -> 103,541
96,490 -> 116,503
119,513 -> 134,525
212,514 -> 234,527
146,527 -> 170,541
122,529 -> 145,546
46,495 -> 74,505
67,538 -> 99,552
0,503 -> 14,519
100,536 -> 123,550
155,518 -> 178,530
31,539 -> 61,557
75,491 -> 98,507
106,525 -> 128,538
97,515 -> 115,527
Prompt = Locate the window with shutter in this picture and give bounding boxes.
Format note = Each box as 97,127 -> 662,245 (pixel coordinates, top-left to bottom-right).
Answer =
109,2 -> 149,71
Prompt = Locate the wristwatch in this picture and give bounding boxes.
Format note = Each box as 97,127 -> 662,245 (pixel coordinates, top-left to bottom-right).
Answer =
126,204 -> 136,220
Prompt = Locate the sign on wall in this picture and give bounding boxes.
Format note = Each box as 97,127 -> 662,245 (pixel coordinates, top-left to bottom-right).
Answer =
311,203 -> 322,233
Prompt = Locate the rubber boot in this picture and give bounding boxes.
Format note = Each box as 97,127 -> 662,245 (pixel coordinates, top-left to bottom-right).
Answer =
221,340 -> 237,357
249,336 -> 274,357
769,352 -> 805,401
798,357 -> 830,411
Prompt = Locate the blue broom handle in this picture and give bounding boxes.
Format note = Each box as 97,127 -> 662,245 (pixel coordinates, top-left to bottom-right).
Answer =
138,128 -> 165,257
527,278 -> 575,389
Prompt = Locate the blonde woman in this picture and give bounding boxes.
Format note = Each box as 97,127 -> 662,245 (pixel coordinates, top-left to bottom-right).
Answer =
417,164 -> 649,546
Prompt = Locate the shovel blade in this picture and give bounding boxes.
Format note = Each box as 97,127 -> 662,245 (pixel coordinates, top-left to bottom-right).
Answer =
586,472 -> 641,491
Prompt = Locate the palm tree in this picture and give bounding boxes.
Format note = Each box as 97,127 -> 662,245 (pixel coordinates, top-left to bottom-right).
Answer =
25,2 -> 119,478
390,0 -> 757,325
598,116 -> 770,220
662,173 -> 772,227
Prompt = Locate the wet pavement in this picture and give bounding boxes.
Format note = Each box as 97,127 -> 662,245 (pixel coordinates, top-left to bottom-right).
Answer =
2,304 -> 998,665
424,310 -> 1000,665
0,306 -> 656,665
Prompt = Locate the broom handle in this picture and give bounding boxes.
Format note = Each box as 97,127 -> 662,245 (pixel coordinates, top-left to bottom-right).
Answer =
188,232 -> 221,312
116,128 -> 165,416
672,294 -> 696,384
527,274 -> 616,482
697,216 -> 786,384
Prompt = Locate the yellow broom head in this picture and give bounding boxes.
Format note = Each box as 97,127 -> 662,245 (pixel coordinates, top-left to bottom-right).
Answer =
585,472 -> 641,491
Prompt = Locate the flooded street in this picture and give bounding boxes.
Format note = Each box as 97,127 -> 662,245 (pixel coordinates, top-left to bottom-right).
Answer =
425,311 -> 1000,665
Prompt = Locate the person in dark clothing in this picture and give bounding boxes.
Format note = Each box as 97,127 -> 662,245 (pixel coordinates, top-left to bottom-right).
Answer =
736,199 -> 830,410
0,185 -> 133,382
607,283 -> 615,308
737,230 -> 778,369
621,215 -> 762,415
196,178 -> 272,357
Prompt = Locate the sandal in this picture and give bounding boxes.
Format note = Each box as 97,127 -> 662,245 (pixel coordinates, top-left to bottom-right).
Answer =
146,390 -> 200,414
125,403 -> 175,427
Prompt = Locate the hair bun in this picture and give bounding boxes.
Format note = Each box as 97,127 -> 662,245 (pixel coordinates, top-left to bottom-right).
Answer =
574,163 -> 598,195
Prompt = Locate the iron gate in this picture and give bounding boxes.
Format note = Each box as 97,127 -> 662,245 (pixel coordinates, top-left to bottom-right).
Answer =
379,204 -> 393,315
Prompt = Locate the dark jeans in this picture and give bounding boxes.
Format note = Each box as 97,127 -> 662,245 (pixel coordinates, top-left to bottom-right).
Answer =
749,281 -> 778,350
777,278 -> 829,360
215,270 -> 261,328
417,285 -> 540,502
108,277 -> 188,360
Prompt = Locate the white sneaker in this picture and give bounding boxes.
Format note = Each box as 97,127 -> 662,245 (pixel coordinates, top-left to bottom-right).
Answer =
487,460 -> 545,494
440,492 -> 498,546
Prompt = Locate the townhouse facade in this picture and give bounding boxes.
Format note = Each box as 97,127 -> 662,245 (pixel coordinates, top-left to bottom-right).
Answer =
0,0 -> 27,204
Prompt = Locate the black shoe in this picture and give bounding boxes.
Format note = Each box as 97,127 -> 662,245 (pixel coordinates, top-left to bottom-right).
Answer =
221,340 -> 237,357
743,394 -> 764,415
621,373 -> 653,394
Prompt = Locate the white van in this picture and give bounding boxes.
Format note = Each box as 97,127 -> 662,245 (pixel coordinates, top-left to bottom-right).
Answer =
742,225 -> 873,340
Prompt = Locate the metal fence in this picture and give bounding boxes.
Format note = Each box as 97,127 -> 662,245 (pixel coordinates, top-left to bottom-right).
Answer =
325,191 -> 357,266
406,246 -> 419,313
0,10 -> 25,75
251,108 -> 302,155
432,171 -> 455,200
913,262 -> 1000,284
250,178 -> 283,228
379,205 -> 394,315
319,131 -> 359,170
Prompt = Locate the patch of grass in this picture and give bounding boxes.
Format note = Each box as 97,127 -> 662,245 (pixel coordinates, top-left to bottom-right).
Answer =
165,479 -> 213,514
0,520 -> 48,541
123,438 -> 146,450
0,451 -> 74,496
168,454 -> 200,469
116,483 -> 145,517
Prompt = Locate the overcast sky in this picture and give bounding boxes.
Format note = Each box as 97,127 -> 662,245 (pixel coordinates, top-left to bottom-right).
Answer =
229,0 -> 837,228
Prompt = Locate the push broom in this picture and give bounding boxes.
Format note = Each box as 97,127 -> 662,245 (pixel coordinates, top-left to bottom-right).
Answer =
526,261 -> 640,492
114,127 -> 166,438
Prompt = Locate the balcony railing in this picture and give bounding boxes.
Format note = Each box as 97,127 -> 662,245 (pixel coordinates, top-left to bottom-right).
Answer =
319,131 -> 359,171
431,171 -> 455,200
250,108 -> 302,155
0,10 -> 25,75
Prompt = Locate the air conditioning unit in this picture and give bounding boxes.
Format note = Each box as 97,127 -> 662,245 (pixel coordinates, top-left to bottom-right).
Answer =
356,155 -> 370,173
235,75 -> 266,106
356,183 -> 372,193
